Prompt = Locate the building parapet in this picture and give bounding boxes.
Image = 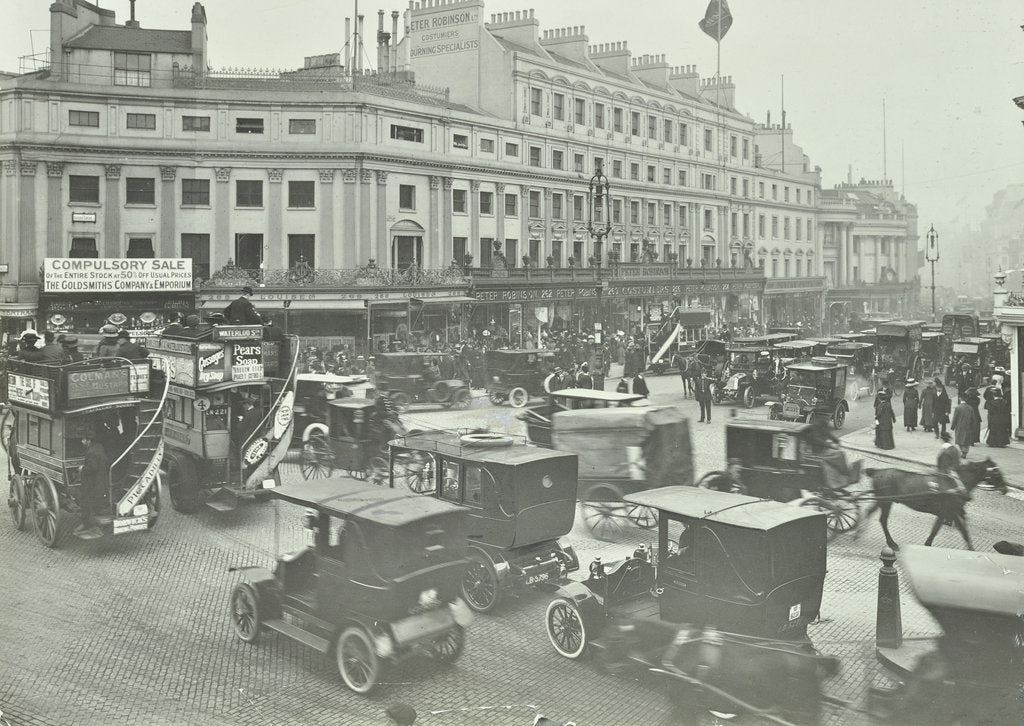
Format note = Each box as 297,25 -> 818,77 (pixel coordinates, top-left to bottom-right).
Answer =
201,261 -> 469,291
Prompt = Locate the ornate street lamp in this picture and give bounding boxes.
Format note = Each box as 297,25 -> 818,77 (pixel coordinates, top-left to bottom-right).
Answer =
925,224 -> 939,322
587,163 -> 612,275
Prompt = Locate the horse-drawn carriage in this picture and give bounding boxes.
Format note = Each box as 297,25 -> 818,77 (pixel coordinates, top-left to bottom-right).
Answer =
5,356 -> 166,547
874,320 -> 925,387
713,345 -> 783,408
519,388 -> 647,447
918,331 -> 947,379
291,372 -> 372,436
826,340 -> 876,400
373,352 -> 471,411
769,356 -> 850,429
543,486 -> 838,724
484,349 -> 556,407
298,397 -> 402,481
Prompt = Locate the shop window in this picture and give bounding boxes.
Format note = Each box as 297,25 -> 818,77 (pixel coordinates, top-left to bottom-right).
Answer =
288,181 -> 315,208
182,115 -> 210,132
182,178 -> 210,206
390,124 -> 423,142
69,237 -> 98,258
235,233 -> 263,269
181,233 -> 210,281
289,234 -> 315,268
125,177 -> 155,205
69,175 -> 99,204
114,52 -> 151,87
236,180 -> 263,208
289,119 -> 316,135
453,189 -> 467,214
69,110 -> 100,127
126,113 -> 156,130
236,118 -> 264,134
399,185 -> 416,211
126,238 -> 154,258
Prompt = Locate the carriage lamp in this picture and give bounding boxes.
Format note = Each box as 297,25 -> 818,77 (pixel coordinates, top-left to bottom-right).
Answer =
589,557 -> 605,577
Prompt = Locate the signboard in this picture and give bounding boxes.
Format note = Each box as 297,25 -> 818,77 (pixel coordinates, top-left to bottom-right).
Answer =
67,367 -> 131,401
262,341 -> 280,376
8,373 -> 51,410
128,363 -> 151,394
408,5 -> 481,58
43,258 -> 193,293
71,211 -> 97,223
152,352 -> 195,387
952,342 -> 981,355
231,343 -> 264,382
473,286 -> 601,302
213,326 -> 263,342
197,343 -> 227,384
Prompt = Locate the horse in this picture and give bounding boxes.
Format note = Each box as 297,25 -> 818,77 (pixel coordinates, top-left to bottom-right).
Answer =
863,458 -> 1007,551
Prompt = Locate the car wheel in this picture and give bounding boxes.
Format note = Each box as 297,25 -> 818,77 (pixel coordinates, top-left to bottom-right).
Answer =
301,434 -> 335,480
390,392 -> 411,412
31,474 -> 62,548
742,386 -> 754,408
832,405 -> 846,429
165,454 -> 201,514
581,483 -> 627,541
230,583 -> 262,643
508,387 -> 529,408
8,474 -> 28,531
546,597 -> 588,659
394,453 -> 434,494
336,626 -> 381,694
487,390 -> 506,406
430,625 -> 465,664
461,552 -> 501,613
452,389 -> 472,410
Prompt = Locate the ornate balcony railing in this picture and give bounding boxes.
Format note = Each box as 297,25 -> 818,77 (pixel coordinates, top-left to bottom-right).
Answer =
200,260 -> 469,291
467,261 -> 764,283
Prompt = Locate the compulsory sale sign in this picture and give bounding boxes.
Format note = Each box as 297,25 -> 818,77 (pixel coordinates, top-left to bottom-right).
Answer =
44,258 -> 193,293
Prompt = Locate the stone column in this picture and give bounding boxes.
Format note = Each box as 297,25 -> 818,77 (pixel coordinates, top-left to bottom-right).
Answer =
268,168 -> 284,267
428,175 -> 441,267
214,168 -> 231,268
495,182 -> 506,245
341,169 -> 358,265
359,169 -> 373,265
845,226 -> 854,284
155,166 -> 175,258
19,162 -> 37,278
318,169 -> 335,268
520,188 -> 531,262
544,188 -> 554,264
469,179 -> 481,262
375,170 -> 389,267
103,165 -> 121,257
836,224 -> 846,285
46,162 -> 64,258
442,178 -> 454,263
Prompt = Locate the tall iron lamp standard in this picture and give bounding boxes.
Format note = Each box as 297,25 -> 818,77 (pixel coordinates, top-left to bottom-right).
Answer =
925,225 -> 939,322
587,164 -> 612,276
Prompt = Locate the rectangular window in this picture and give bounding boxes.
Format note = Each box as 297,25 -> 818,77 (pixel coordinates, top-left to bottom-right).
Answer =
553,93 -> 564,121
181,178 -> 210,206
182,115 -> 210,132
679,204 -> 688,227
181,233 -> 210,281
552,194 -> 563,220
678,170 -> 687,186
700,173 -> 715,190
742,179 -> 749,197
664,119 -> 673,144
663,203 -> 672,226
704,128 -> 713,152
505,142 -> 519,157
453,189 -> 467,214
399,184 -> 416,211
574,154 -> 585,173
236,180 -> 263,208
505,193 -> 518,217
125,177 -> 155,205
772,184 -> 778,200
113,51 -> 151,87
288,181 -> 315,208
663,168 -> 671,185
631,111 -> 641,136
772,259 -> 779,277
613,107 -> 623,133
647,165 -> 656,182
648,115 -> 657,139
288,234 -> 315,268
796,259 -> 802,277
703,209 -> 713,231
235,233 -> 263,269
453,134 -> 469,149
730,212 -> 738,236
613,199 -> 623,224
630,163 -> 639,181
453,237 -> 467,264
69,175 -> 99,204
126,113 -> 156,130
479,238 -> 493,267
594,103 -> 605,129
612,160 -> 623,178
796,188 -> 802,204
529,191 -> 541,217
784,259 -> 791,277
806,218 -> 813,240
479,191 -> 494,215
807,190 -> 813,206
480,138 -> 495,153
574,98 -> 586,125
743,213 -> 750,238
784,186 -> 790,202
679,122 -> 689,145
758,215 -> 766,238
552,150 -> 564,170
69,237 -> 98,258
730,135 -> 738,157
647,202 -> 656,226
759,182 -> 765,199
529,146 -> 542,167
730,177 -> 737,195
573,195 -> 584,220
390,124 -> 423,142
289,119 -> 316,135
772,216 -> 779,238
236,117 -> 264,134
742,138 -> 750,160
126,237 -> 155,258
530,88 -> 542,116
784,217 -> 791,240
630,201 -> 640,225
69,110 -> 100,127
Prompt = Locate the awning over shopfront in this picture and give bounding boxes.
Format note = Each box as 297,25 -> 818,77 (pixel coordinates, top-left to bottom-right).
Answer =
410,296 -> 476,305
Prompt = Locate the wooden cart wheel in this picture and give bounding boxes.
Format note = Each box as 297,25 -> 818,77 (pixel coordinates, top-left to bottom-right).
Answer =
389,391 -> 411,412
832,404 -> 846,429
336,626 -> 380,694
451,388 -> 472,410
301,434 -> 334,480
30,473 -> 61,548
508,387 -> 530,408
626,504 -> 658,529
229,582 -> 262,644
430,625 -> 465,664
8,474 -> 28,531
546,597 -> 588,659
365,456 -> 389,487
801,497 -> 860,539
393,453 -> 434,494
581,483 -> 628,541
460,552 -> 501,613
164,454 -> 201,514
487,390 -> 507,406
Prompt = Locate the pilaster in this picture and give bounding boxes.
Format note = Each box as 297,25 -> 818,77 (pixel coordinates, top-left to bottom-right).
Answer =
442,177 -> 453,263
104,165 -> 122,257
214,168 -> 231,268
470,179 -> 481,261
341,169 -> 357,266
375,170 -> 388,268
268,169 -> 283,267
46,163 -> 64,258
359,169 -> 373,265
318,169 -> 335,268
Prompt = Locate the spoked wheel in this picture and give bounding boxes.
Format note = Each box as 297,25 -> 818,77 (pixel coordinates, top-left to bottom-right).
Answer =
832,404 -> 846,429
8,474 -> 28,531
229,583 -> 262,643
461,552 -> 501,613
430,625 -> 465,664
336,626 -> 380,694
546,597 -> 588,659
348,468 -> 367,481
389,392 -> 412,413
626,504 -> 658,529
30,474 -> 61,548
581,483 -> 628,541
487,390 -> 507,406
743,387 -> 754,408
0,409 -> 13,453
365,455 -> 389,487
451,389 -> 472,410
301,434 -> 335,480
695,471 -> 747,495
508,387 -> 529,408
394,453 -> 434,494
801,497 -> 860,539
165,454 -> 201,514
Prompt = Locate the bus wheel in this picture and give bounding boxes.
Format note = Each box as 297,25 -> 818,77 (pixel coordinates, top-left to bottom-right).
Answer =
165,454 -> 201,514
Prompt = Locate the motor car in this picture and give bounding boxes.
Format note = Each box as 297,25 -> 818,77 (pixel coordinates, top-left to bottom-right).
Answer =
769,356 -> 850,428
373,352 -> 471,411
484,349 -> 556,407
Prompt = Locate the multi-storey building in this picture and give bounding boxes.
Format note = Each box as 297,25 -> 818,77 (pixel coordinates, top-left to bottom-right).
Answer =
0,0 -> 906,349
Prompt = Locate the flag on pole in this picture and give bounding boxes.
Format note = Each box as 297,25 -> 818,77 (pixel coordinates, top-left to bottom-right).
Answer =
698,0 -> 733,41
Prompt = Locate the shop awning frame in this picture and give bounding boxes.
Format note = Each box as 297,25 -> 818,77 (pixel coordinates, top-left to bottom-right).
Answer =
410,296 -> 476,305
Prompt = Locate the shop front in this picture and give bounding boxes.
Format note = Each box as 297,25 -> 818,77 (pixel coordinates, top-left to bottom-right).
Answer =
764,277 -> 827,333
470,281 -> 603,347
994,293 -> 1024,439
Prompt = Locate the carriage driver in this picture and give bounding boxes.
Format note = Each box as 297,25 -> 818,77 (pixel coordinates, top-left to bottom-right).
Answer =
800,417 -> 858,490
936,432 -> 969,498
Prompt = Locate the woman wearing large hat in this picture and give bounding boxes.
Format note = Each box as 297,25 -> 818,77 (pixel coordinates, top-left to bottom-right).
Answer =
874,389 -> 896,450
902,378 -> 920,432
96,324 -> 121,358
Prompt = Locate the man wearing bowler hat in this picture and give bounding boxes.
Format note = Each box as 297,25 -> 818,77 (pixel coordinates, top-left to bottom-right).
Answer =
225,285 -> 262,325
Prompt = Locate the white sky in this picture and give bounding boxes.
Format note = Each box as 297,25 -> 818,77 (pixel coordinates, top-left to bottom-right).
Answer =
4,0 -> 1023,241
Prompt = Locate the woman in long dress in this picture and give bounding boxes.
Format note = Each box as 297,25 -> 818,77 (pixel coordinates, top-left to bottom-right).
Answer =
875,391 -> 896,450
919,379 -> 937,432
902,380 -> 920,432
933,379 -> 952,438
985,390 -> 1012,447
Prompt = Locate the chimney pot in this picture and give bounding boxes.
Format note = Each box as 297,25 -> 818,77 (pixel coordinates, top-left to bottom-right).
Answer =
530,9 -> 535,18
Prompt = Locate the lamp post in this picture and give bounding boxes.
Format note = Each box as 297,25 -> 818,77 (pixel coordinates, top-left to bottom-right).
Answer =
587,163 -> 611,277
925,224 -> 939,322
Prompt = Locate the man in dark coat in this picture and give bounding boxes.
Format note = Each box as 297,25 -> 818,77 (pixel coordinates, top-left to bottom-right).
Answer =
116,331 -> 149,361
60,336 -> 85,363
950,393 -> 980,458
874,390 -> 896,450
37,331 -> 66,363
933,379 -> 952,439
233,396 -> 265,457
73,429 -> 110,536
694,368 -> 713,424
224,286 -> 262,325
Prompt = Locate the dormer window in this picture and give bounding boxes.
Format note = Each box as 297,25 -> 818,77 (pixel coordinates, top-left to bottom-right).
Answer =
113,52 -> 151,87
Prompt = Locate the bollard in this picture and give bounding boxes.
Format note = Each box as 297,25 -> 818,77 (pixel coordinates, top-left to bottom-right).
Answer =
875,547 -> 903,649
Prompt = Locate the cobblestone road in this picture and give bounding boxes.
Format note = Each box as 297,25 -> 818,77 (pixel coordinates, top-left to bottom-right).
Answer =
1,373 -> 1020,726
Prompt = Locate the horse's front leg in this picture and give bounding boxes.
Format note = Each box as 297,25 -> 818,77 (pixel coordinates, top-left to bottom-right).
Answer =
952,514 -> 974,551
878,504 -> 899,551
